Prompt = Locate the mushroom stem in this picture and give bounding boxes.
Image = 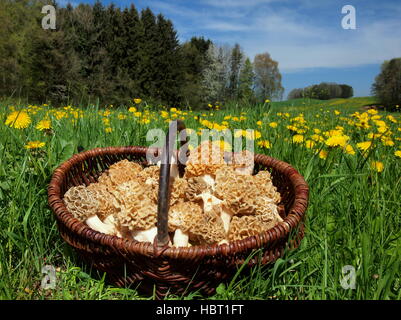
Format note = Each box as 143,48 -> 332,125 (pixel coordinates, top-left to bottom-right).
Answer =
85,215 -> 116,235
132,226 -> 158,243
220,209 -> 233,233
199,192 -> 233,234
102,215 -> 122,237
173,228 -> 189,247
201,174 -> 215,190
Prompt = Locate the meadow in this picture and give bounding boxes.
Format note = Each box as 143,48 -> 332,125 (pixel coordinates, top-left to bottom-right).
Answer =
0,97 -> 400,300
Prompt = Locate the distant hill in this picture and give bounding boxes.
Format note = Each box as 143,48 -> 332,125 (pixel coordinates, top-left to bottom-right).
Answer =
272,97 -> 379,110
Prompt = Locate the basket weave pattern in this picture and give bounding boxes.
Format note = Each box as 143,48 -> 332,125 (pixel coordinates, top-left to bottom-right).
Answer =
48,146 -> 309,297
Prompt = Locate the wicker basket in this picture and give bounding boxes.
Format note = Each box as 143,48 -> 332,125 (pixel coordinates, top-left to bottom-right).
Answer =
48,143 -> 308,298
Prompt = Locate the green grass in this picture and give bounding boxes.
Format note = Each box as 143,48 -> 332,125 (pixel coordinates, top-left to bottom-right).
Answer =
0,97 -> 400,300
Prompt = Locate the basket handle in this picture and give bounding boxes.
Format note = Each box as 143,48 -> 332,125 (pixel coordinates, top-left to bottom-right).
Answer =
155,120 -> 188,248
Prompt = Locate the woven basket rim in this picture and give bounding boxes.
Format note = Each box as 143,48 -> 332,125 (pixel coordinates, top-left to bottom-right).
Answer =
48,146 -> 309,260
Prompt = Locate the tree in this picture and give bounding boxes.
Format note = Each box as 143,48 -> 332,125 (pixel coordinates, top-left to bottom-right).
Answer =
372,58 -> 401,108
201,43 -> 231,104
253,52 -> 284,101
339,84 -> 353,98
238,57 -> 255,102
154,14 -> 182,106
228,43 -> 243,99
287,88 -> 303,100
180,37 -> 212,108
138,8 -> 159,100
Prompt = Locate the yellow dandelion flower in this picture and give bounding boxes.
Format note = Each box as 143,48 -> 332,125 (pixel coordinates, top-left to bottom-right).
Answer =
105,127 -> 113,133
287,125 -> 298,132
377,126 -> 387,134
293,135 -> 304,144
35,119 -> 51,131
344,144 -> 355,155
269,122 -> 278,128
325,135 -> 349,148
5,111 -> 31,129
265,99 -> 270,103
256,120 -> 262,126
311,134 -> 324,142
128,107 -> 137,113
25,141 -> 45,149
134,98 -> 142,104
386,115 -> 397,123
140,118 -> 150,124
257,140 -> 271,149
305,140 -> 316,149
394,150 -> 401,158
382,138 -> 394,146
370,161 -> 384,173
319,150 -> 328,159
357,141 -> 372,152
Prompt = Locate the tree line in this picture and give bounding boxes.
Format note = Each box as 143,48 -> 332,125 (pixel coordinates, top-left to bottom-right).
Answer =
288,83 -> 354,100
372,57 -> 401,110
0,0 -> 284,108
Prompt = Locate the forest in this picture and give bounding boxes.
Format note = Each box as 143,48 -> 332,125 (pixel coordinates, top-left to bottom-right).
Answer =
0,0 -> 284,108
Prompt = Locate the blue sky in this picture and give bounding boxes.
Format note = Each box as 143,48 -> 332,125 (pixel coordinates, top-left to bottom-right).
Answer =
59,0 -> 401,98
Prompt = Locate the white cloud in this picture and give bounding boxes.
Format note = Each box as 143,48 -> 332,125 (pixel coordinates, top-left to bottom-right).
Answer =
142,0 -> 401,72
201,0 -> 284,8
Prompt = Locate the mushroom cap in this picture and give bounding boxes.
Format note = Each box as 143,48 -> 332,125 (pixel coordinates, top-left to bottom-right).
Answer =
98,159 -> 143,187
112,181 -> 157,231
170,177 -> 188,206
228,213 -> 282,241
136,165 -> 160,184
63,185 -> 99,221
184,140 -> 226,178
185,176 -> 213,202
87,183 -> 120,220
168,201 -> 226,245
214,166 -> 281,215
253,170 -> 281,204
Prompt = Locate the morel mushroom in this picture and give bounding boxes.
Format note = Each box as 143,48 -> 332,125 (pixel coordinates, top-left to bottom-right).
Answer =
184,140 -> 226,190
168,201 -> 226,247
98,159 -> 143,187
213,166 -> 283,233
112,181 -> 158,243
86,183 -> 122,235
228,213 -> 282,241
63,186 -> 118,235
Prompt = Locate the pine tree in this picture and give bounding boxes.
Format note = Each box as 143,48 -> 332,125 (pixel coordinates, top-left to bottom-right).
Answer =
228,43 -> 243,100
238,57 -> 255,102
155,14 -> 182,106
138,8 -> 159,100
180,37 -> 212,108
